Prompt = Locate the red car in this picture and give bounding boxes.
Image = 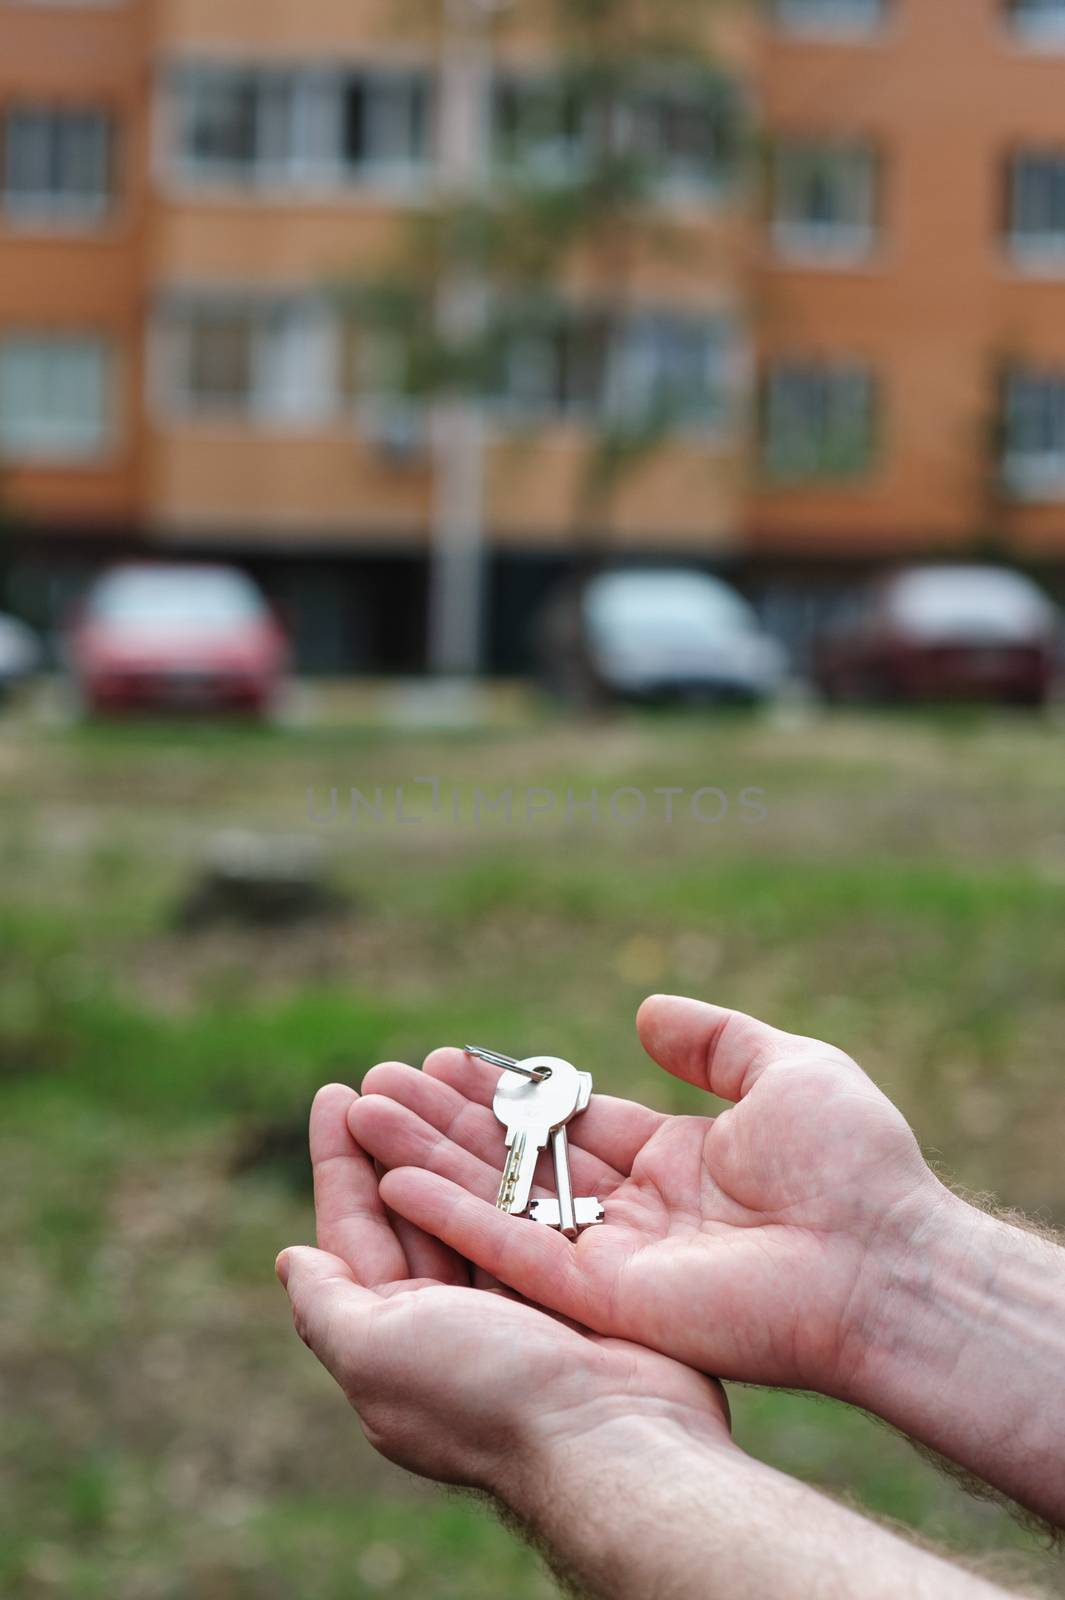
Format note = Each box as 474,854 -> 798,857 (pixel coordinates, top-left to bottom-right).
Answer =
68,563 -> 289,716
815,565 -> 1061,708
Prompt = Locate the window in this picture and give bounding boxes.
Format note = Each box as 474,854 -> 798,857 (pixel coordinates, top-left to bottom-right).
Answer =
174,67 -> 298,185
184,309 -> 255,407
494,307 -> 735,430
491,78 -> 591,180
628,77 -> 743,194
1003,370 -> 1065,496
162,297 -> 334,424
491,70 -> 743,194
338,321 -> 428,454
612,312 -> 734,426
2,107 -> 112,219
1008,151 -> 1065,259
763,360 -> 874,479
1008,0 -> 1065,44
89,568 -> 264,629
171,65 -> 432,188
340,72 -> 430,179
772,139 -> 878,261
0,334 -> 111,460
771,0 -> 885,36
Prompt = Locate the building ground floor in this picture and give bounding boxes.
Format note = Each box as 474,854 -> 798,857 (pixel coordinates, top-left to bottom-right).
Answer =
10,520 -> 1065,682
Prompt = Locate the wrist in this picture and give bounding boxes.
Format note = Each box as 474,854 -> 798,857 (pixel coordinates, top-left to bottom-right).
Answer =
838,1181 -> 1065,1522
490,1387 -> 736,1512
835,1171 -> 967,1406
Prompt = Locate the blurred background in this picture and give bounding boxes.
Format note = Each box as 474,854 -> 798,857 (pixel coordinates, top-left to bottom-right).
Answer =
4,0 -> 1065,1595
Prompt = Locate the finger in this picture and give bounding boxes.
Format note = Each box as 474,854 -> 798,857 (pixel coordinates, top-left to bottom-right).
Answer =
309,1083 -> 408,1285
393,1214 -> 469,1286
636,995 -> 799,1102
422,1047 -> 666,1176
351,1093 -> 530,1203
276,1245 -> 377,1387
370,1151 -> 468,1286
379,1168 -> 594,1326
361,1060 -> 622,1193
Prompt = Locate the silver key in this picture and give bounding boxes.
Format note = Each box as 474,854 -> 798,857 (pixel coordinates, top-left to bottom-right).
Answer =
468,1046 -> 603,1236
493,1056 -> 582,1219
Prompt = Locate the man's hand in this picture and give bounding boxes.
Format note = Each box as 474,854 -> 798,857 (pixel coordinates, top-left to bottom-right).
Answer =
348,995 -> 939,1399
349,996 -> 1065,1526
278,1080 -> 1019,1600
276,1081 -> 729,1495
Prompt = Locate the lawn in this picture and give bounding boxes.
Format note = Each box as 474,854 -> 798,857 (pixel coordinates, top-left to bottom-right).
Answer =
2,702 -> 1065,1597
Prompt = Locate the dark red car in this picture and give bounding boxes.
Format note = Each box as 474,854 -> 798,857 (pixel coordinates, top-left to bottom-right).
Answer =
68,563 -> 289,716
815,565 -> 1061,708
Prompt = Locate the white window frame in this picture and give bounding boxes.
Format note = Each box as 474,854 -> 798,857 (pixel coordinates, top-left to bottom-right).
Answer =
158,293 -> 337,428
489,72 -> 593,186
771,139 -> 878,264
166,62 -> 433,194
1002,370 -> 1065,499
1007,0 -> 1065,48
609,311 -> 736,431
626,71 -> 743,201
0,333 -> 113,462
2,105 -> 113,222
1007,150 -> 1065,267
332,67 -> 433,189
169,65 -> 300,189
771,0 -> 886,39
492,304 -> 740,436
489,66 -> 741,202
763,359 -> 875,480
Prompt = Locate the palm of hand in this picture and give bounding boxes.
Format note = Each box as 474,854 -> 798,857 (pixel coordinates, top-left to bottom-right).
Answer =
353,998 -> 935,1395
582,1055 -> 929,1387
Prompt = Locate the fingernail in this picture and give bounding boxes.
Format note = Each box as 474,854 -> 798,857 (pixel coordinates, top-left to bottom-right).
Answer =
275,1251 -> 290,1287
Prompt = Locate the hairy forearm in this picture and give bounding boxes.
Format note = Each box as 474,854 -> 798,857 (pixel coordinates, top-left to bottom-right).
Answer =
496,1407 -> 1014,1600
849,1190 -> 1065,1527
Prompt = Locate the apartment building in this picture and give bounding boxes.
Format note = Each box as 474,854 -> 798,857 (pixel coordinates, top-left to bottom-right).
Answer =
0,0 -> 151,534
756,0 -> 1065,576
3,0 -> 1065,670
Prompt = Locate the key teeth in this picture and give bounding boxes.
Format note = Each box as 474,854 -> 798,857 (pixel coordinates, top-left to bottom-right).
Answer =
528,1197 -> 604,1231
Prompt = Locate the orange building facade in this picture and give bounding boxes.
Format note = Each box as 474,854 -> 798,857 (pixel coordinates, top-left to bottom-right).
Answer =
755,0 -> 1065,563
3,0 -> 1065,668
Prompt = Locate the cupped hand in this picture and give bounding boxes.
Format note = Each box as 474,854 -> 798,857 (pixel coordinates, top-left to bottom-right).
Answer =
348,996 -> 946,1400
276,1081 -> 730,1495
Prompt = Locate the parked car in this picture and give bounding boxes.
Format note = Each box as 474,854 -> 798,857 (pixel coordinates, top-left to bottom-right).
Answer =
67,563 -> 289,716
815,565 -> 1060,707
0,612 -> 41,701
538,568 -> 785,705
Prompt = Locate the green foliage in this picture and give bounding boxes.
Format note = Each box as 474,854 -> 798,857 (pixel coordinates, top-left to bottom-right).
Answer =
342,0 -> 749,519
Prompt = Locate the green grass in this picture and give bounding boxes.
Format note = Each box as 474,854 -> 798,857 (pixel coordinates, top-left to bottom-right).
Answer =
3,705 -> 1065,1595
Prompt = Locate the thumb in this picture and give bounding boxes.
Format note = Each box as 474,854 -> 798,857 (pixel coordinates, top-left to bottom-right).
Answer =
276,1245 -> 375,1385
636,994 -> 795,1103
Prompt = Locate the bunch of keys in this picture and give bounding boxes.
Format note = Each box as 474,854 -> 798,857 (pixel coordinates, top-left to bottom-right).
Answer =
465,1045 -> 604,1238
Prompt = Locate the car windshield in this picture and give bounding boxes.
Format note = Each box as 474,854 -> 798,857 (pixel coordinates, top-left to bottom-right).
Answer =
887,568 -> 1053,634
586,573 -> 756,645
89,569 -> 264,630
